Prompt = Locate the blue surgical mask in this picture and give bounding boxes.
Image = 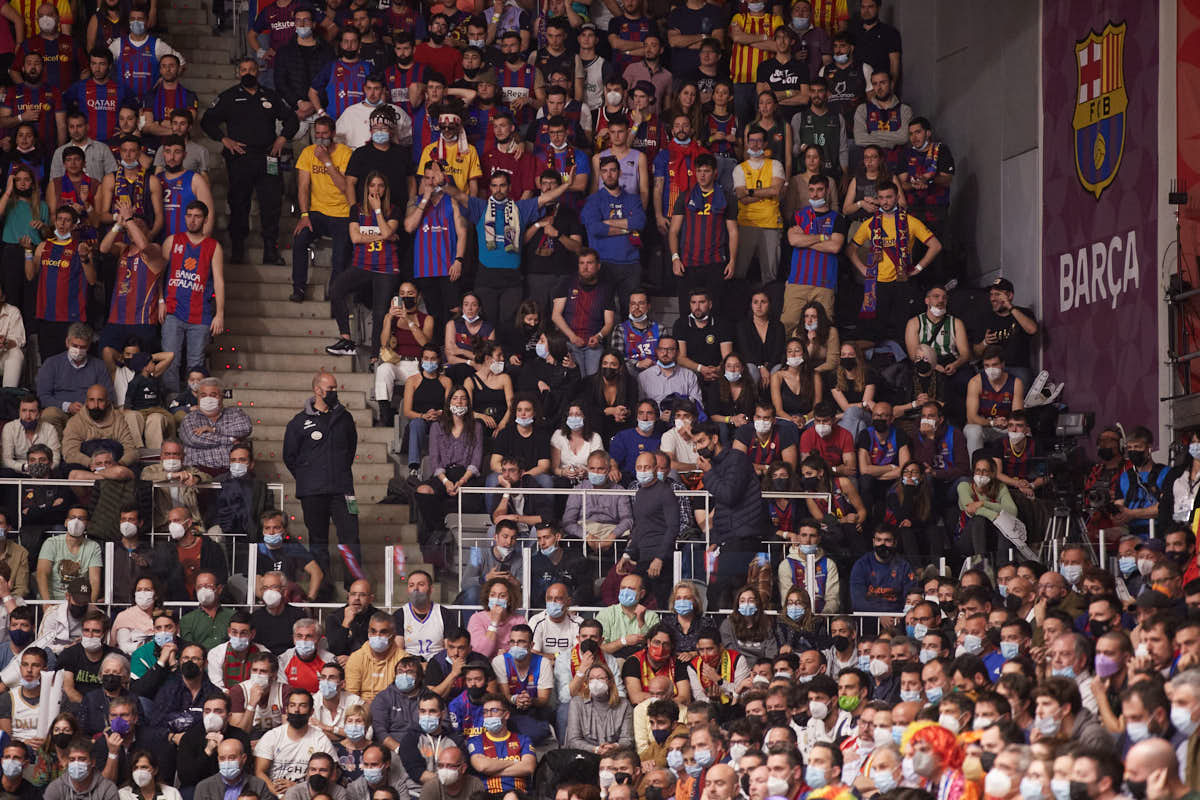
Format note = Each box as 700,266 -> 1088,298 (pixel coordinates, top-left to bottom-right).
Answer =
857,654 -> 871,671
319,679 -> 339,699
129,19 -> 146,35
799,543 -> 818,555
395,673 -> 416,692
154,631 -> 174,647
1000,640 -> 1020,660
567,415 -> 584,430
724,370 -> 741,383
1051,666 -> 1075,680
637,418 -> 655,433
535,342 -> 549,359
539,545 -> 558,557
362,767 -> 384,785
925,685 -> 943,704
872,769 -> 898,794
421,360 -> 439,373
674,599 -> 694,616
636,470 -> 654,485
906,623 -> 928,640
545,600 -> 564,617
263,533 -> 283,547
419,714 -> 440,733
369,635 -> 391,652
1190,442 -> 1200,460
488,597 -> 507,611
808,197 -> 827,209
295,25 -> 313,37
1020,778 -> 1044,800
685,763 -> 703,779
219,761 -> 242,781
667,750 -> 684,771
483,716 -> 503,734
833,53 -> 849,65
1119,555 -> 1137,575
786,605 -> 805,620
618,588 -> 637,608
738,603 -> 757,617
515,416 -> 534,427
805,765 -> 827,790
587,471 -> 607,486
68,762 -> 89,781
656,471 -> 667,481
365,97 -> 384,106
891,725 -> 904,745
656,359 -> 675,369
693,748 -> 713,767
899,689 -> 922,703
962,634 -> 983,655
294,640 -> 316,658
791,16 -> 809,30
1051,779 -> 1071,800
508,645 -> 529,660
345,722 -> 366,740
372,130 -> 391,144
919,648 -> 937,664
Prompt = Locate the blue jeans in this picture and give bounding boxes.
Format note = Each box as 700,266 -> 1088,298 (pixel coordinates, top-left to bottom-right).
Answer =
569,343 -> 603,377
161,315 -> 212,394
839,405 -> 871,440
406,418 -> 431,466
292,211 -> 351,292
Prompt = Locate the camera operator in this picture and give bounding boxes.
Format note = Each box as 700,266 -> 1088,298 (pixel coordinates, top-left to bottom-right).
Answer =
1113,426 -> 1169,538
1163,432 -> 1200,528
1082,426 -> 1131,539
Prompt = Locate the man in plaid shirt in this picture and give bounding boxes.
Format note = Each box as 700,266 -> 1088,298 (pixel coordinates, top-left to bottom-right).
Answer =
179,377 -> 252,475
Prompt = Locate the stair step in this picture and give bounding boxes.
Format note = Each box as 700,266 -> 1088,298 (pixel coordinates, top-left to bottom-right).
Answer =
253,461 -> 395,492
240,426 -> 389,462
222,281 -> 330,302
226,387 -> 369,409
214,368 -> 373,392
227,263 -> 328,284
246,424 -> 393,445
222,315 -> 344,337
284,501 -> 415,527
214,334 -> 353,357
226,298 -> 333,318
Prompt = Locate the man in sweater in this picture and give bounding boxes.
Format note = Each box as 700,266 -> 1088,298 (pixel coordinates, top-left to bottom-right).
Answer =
624,451 -> 679,607
581,155 -> 647,318
37,323 -> 115,433
61,385 -> 140,468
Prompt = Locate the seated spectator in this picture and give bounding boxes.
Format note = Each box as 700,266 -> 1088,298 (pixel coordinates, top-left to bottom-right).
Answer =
371,656 -> 427,752
955,455 -> 1018,568
459,520 -> 522,607
57,608 -> 114,704
704,353 -> 757,444
180,378 -> 253,476
252,691 -> 334,793
618,624 -> 689,705
2,394 -> 62,474
799,401 -> 855,477
36,507 -> 101,600
659,397 -> 701,476
0,284 -> 25,387
325,580 -> 378,663
827,342 -> 876,440
964,345 -> 1025,460
798,454 -> 867,552
129,609 -> 180,679
484,395 -> 552,501
565,660 -> 633,753
36,324 -> 115,434
516,329 -> 581,424
208,442 -> 272,541
228,651 -> 284,736
66,446 -> 134,482
854,400 -> 908,506
205,611 -> 264,691
114,350 -> 176,450
598,573 -> 662,663
550,402 -> 603,484
610,399 -> 663,480
612,290 -> 663,376
462,342 -> 513,438
488,456 -> 554,535
139,440 -> 207,532
61,385 -> 139,469
466,576 -> 526,660
277,618 -> 335,695
175,694 -> 252,789
34,576 -> 99,656
250,570 -> 307,655
636,336 -> 701,411
0,520 -> 29,599
109,575 -> 158,654
718,587 -> 780,661
414,384 -> 486,545
166,366 -> 208,425
246,511 -> 323,603
490,624 -> 553,742
311,662 -> 364,744
78,654 -> 151,737
563,450 -> 632,550
424,626 -> 497,701
772,338 -> 822,428
344,613 -> 407,706
465,694 -> 536,792
777,518 -> 841,613
376,282 -> 438,428
577,351 -> 638,444
400,346 -> 452,473
155,506 -> 228,602
144,642 -> 223,738
849,526 -> 916,613
733,400 -> 800,476
885,462 -> 942,567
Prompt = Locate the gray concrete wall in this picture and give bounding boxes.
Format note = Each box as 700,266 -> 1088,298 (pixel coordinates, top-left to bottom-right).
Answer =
887,0 -> 1042,308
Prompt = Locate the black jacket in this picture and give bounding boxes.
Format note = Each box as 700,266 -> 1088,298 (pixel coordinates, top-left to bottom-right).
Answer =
326,603 -> 378,656
274,38 -> 335,110
703,447 -> 770,546
200,84 -> 300,154
151,536 -> 229,601
283,398 -> 358,497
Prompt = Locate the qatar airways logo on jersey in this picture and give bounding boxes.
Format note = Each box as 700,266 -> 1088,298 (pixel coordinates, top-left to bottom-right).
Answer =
88,96 -> 117,112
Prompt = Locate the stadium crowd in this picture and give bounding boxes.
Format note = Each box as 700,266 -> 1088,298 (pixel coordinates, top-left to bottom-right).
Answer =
0,4 -> 1193,800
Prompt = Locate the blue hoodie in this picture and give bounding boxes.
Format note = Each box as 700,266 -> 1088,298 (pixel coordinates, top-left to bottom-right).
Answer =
581,186 -> 646,265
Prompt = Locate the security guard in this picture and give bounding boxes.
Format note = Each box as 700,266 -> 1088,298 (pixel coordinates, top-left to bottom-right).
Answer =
282,370 -> 362,590
200,57 -> 299,266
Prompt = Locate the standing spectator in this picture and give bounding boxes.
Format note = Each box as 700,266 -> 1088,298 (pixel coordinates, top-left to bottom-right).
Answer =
15,4 -> 79,92
551,249 -> 615,376
732,128 -> 785,284
282,371 -> 362,590
27,204 -> 95,359
50,111 -> 117,181
180,378 -> 252,475
199,57 -> 298,265
522,170 -> 585,314
108,5 -> 182,100
782,173 -> 846,329
789,1 -> 832,80
2,52 -> 66,150
291,116 -> 351,303
728,2 -> 783,125
817,33 -> 870,137
273,7 -> 334,130
791,82 -> 847,182
848,525 -> 914,612
625,451 -> 679,607
848,0 -> 900,84
0,287 -> 25,387
666,0 -> 725,79
413,14 -> 463,85
246,0 -> 298,91
852,70 -> 910,171
581,156 -> 646,319
307,29 -> 368,120
63,49 -> 128,145
404,167 -> 467,335
898,117 -> 954,241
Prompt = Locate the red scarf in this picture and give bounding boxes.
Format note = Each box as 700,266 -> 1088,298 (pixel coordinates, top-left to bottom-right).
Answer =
665,139 -> 709,216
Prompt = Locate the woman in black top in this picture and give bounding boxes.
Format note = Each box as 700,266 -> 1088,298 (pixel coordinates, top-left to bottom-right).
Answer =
517,328 -> 580,424
735,289 -> 786,387
579,350 -> 639,442
466,340 -> 514,434
705,352 -> 757,445
828,341 -> 878,440
400,345 -> 452,472
502,299 -> 543,370
885,460 -> 942,566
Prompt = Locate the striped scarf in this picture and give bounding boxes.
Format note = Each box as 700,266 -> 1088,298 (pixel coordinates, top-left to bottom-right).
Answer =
484,196 -> 521,252
859,207 -> 910,317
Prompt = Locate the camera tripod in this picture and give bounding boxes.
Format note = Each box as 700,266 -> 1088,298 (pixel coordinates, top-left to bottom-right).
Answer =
1039,500 -> 1097,565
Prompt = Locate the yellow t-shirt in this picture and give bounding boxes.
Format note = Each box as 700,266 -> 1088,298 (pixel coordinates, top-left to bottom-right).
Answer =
296,143 -> 352,218
851,211 -> 934,282
735,158 -> 783,229
418,141 -> 483,192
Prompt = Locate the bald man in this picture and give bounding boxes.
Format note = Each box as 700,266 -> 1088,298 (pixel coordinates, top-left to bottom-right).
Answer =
1125,738 -> 1189,800
62,383 -> 141,467
283,370 -> 362,589
705,764 -> 738,800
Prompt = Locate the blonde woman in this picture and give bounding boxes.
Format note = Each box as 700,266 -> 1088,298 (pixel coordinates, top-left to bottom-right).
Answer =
564,661 -> 633,753
662,580 -> 706,662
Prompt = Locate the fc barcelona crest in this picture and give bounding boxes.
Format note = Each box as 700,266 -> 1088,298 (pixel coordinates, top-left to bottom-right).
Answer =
1072,21 -> 1127,199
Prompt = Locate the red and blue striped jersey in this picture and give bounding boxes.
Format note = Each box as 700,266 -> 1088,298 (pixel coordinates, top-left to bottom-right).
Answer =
384,62 -> 427,106
465,104 -> 498,154
252,1 -> 297,60
616,318 -> 660,363
107,247 -> 162,325
16,34 -> 82,91
412,194 -> 456,278
35,237 -> 87,322
352,204 -> 400,274
979,374 -> 1016,421
787,207 -> 840,289
164,235 -> 218,324
408,104 -> 437,166
706,112 -> 738,157
115,36 -> 161,98
4,84 -> 62,147
1001,436 -> 1033,479
381,1 -> 421,37
675,185 -> 731,267
498,64 -> 537,126
315,59 -> 369,119
54,173 -> 96,207
864,426 -> 899,466
141,83 -> 198,124
467,731 -> 532,795
609,15 -> 652,71
64,78 -> 125,142
161,170 -> 197,238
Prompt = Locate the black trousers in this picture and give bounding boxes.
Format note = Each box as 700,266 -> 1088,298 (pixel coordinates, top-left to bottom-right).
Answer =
1,244 -> 30,332
226,153 -> 282,249
329,269 -> 399,357
299,493 -> 362,589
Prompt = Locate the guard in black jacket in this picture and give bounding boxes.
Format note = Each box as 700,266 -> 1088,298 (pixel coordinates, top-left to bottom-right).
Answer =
199,58 -> 299,265
282,371 -> 362,589
691,420 -> 771,610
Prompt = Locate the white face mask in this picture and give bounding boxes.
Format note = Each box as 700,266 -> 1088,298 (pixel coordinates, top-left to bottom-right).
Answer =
134,590 -> 155,610
162,458 -> 182,473
984,366 -> 1003,381
814,423 -> 832,438
119,521 -> 138,539
229,462 -> 249,478
262,589 -> 283,608
974,474 -> 991,488
489,360 -> 505,375
168,521 -> 187,540
203,712 -> 224,732
132,769 -> 153,788
66,517 -> 86,537
67,345 -> 86,363
787,355 -> 804,368
198,396 -> 220,413
927,305 -> 946,318
605,90 -> 623,106
197,586 -> 217,606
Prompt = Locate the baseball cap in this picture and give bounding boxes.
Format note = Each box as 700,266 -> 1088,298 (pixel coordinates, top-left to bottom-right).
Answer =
990,277 -> 1015,293
67,577 -> 91,597
474,69 -> 498,86
579,21 -> 598,32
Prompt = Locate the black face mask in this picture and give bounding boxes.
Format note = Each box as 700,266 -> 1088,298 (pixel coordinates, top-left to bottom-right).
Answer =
872,418 -> 889,433
1088,618 -> 1110,638
505,51 -> 524,64
840,357 -> 856,370
1128,450 -> 1148,467
1069,782 -> 1092,800
400,296 -> 417,310
601,366 -> 619,381
287,713 -> 309,730
914,360 -> 933,377
87,406 -> 105,421
467,686 -> 486,703
323,389 -> 339,408
651,728 -> 670,745
765,710 -> 789,727
309,775 -> 329,793
341,48 -> 359,59
395,56 -> 413,67
772,477 -> 790,491
645,787 -> 663,800
832,635 -> 851,652
979,752 -> 996,772
463,66 -> 479,78
614,773 -> 633,786
240,73 -> 258,89
180,661 -> 202,680
874,544 -> 892,561
52,732 -> 73,749
68,603 -> 88,619
14,187 -> 32,198
101,674 -> 123,693
801,476 -> 819,491
1125,781 -> 1147,800
1097,446 -> 1117,461
696,446 -> 715,461
1005,594 -> 1022,613
8,628 -> 32,647
940,601 -> 957,617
